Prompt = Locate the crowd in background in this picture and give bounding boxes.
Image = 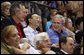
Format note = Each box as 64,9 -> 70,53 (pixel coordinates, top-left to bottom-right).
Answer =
1,1 -> 83,54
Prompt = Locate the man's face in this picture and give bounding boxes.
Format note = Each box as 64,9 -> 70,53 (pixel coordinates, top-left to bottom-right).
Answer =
29,14 -> 41,27
15,4 -> 27,21
39,36 -> 51,49
63,37 -> 74,54
52,18 -> 63,32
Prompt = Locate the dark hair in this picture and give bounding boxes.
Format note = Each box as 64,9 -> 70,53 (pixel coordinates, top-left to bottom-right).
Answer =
58,10 -> 67,16
75,17 -> 83,28
10,1 -> 24,16
75,30 -> 83,44
25,14 -> 33,25
59,35 -> 68,48
73,44 -> 83,54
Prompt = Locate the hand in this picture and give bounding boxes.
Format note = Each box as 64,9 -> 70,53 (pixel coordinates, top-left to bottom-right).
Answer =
21,42 -> 30,51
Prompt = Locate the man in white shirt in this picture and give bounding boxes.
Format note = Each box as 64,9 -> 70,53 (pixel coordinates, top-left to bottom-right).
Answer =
24,14 -> 41,47
57,35 -> 75,54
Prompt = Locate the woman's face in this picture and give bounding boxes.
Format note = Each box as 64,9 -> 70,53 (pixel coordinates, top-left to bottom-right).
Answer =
67,18 -> 72,29
5,28 -> 20,48
3,5 -> 11,16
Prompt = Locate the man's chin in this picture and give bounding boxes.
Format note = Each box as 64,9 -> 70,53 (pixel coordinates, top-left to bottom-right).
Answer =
54,29 -> 58,32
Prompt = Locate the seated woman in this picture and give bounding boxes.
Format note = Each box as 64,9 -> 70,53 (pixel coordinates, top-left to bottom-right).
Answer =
1,1 -> 11,21
1,25 -> 30,54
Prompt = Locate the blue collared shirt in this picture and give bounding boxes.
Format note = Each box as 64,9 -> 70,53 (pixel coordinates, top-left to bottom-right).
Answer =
45,21 -> 52,31
47,28 -> 69,45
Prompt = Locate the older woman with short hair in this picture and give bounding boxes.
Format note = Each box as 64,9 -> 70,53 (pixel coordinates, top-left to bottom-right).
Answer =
1,1 -> 11,20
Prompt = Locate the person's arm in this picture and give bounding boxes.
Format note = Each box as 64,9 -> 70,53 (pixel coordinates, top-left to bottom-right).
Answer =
13,47 -> 26,54
7,45 -> 27,54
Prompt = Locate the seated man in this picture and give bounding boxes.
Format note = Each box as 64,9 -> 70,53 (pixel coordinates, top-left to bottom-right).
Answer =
24,14 -> 41,47
1,2 -> 27,38
47,14 -> 69,45
34,32 -> 56,54
57,35 -> 74,54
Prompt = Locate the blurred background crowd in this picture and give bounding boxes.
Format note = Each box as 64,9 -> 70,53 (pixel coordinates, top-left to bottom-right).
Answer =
1,1 -> 83,54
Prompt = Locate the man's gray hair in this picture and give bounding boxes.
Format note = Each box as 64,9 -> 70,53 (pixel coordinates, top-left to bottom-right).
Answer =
34,32 -> 49,49
10,1 -> 24,15
52,14 -> 65,24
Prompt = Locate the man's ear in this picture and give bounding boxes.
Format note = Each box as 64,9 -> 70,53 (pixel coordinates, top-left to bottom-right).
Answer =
36,41 -> 40,48
15,10 -> 18,15
28,19 -> 31,23
61,42 -> 65,48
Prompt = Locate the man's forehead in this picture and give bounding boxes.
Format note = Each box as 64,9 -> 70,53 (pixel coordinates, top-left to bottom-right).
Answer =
32,14 -> 40,19
42,36 -> 49,40
53,18 -> 62,21
67,37 -> 74,42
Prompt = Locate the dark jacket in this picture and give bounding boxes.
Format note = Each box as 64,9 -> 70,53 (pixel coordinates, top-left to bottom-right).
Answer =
1,16 -> 26,38
56,51 -> 66,54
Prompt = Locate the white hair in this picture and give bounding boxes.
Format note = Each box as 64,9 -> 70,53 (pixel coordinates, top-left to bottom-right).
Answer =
34,32 -> 49,49
52,14 -> 65,24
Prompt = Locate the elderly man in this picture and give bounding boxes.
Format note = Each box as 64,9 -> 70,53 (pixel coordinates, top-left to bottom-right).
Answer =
57,35 -> 74,54
24,14 -> 41,47
47,14 -> 69,45
34,32 -> 56,54
1,2 -> 27,38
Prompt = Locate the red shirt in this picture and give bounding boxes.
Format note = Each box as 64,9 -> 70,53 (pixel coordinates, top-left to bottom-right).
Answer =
13,17 -> 23,39
50,24 -> 53,29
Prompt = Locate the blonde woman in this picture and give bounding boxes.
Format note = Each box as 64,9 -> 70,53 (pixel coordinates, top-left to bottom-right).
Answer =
1,25 -> 30,54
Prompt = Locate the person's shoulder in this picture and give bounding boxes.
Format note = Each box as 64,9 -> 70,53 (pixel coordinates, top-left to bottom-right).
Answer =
46,21 -> 52,24
47,28 -> 53,33
62,29 -> 69,35
1,47 -> 10,54
23,26 -> 33,33
56,51 -> 65,54
47,29 -> 55,35
23,26 -> 30,32
1,16 -> 12,23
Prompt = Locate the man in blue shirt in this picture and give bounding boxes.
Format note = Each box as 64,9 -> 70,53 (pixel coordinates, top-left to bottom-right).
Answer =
47,14 -> 69,45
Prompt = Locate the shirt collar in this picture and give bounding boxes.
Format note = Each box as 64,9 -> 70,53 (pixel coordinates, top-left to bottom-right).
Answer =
27,26 -> 38,34
52,28 -> 64,34
61,49 -> 68,54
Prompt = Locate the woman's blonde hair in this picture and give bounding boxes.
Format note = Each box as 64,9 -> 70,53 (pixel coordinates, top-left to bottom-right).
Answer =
1,25 -> 17,41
